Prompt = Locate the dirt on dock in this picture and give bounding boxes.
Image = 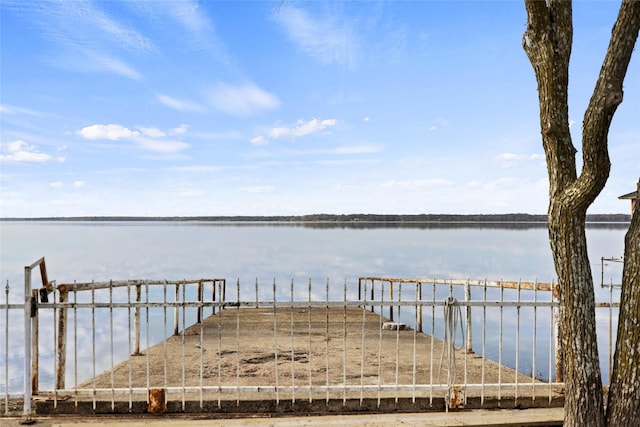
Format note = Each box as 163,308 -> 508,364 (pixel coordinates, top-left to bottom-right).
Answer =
75,306 -> 551,404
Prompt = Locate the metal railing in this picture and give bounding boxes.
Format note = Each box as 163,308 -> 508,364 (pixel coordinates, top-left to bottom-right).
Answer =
1,260 -> 621,418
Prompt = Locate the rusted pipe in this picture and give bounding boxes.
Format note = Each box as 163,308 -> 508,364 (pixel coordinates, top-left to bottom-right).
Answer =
55,286 -> 68,390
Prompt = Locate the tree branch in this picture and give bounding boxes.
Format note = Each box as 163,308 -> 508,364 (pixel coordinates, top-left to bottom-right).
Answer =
569,0 -> 640,210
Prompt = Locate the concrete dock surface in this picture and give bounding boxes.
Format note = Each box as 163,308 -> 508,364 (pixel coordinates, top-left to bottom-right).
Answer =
1,407 -> 564,427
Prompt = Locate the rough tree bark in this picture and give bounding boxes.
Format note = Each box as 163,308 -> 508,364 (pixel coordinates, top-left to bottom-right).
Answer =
522,1 -> 640,426
606,180 -> 640,425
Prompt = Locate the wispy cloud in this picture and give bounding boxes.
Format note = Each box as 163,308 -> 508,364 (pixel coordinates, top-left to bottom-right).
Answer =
275,6 -> 357,68
76,124 -> 188,153
269,119 -> 337,139
208,82 -> 280,117
4,0 -> 150,79
0,140 -> 64,163
156,94 -> 204,113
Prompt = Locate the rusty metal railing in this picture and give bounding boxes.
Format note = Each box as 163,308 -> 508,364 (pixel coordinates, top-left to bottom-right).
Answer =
0,259 -> 622,417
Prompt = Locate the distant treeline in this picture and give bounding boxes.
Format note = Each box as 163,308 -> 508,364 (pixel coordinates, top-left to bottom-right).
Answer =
1,213 -> 631,223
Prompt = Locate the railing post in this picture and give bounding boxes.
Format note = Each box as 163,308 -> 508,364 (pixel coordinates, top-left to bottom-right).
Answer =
56,286 -> 68,390
133,284 -> 141,355
23,264 -> 32,421
31,289 -> 39,396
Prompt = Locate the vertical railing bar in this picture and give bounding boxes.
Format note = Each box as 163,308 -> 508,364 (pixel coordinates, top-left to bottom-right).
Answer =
236,279 -> 240,406
498,278 -> 503,401
325,278 -> 329,404
429,279 -> 435,405
532,278 -> 538,401
481,279 -> 487,406
376,281 -> 383,408
370,279 -> 374,313
199,283 -> 204,410
463,285 -> 468,407
394,282 -> 400,404
109,281 -> 115,411
412,282 -> 418,403
308,279 -> 312,404
5,282 -> 9,414
73,285 -> 78,407
290,279 -> 295,405
216,281 -> 222,409
163,283 -> 168,394
134,285 -> 141,355
389,281 -> 394,322
417,281 -> 423,333
23,265 -> 32,421
608,278 -> 613,384
465,279 -> 472,353
31,289 -> 38,398
197,281 -> 203,324
342,278 -> 347,405
91,280 -> 96,411
360,279 -> 367,405
273,279 -> 279,404
146,284 -> 151,405
127,283 -> 132,410
52,286 -> 58,407
515,279 -> 521,402
181,281 -> 186,410
212,279 -> 217,316
173,284 -> 179,336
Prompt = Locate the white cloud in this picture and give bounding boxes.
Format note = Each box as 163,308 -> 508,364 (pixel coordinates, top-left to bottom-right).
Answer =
136,137 -> 188,153
50,181 -> 64,188
0,104 -> 45,116
268,119 -> 337,139
363,117 -> 370,122
76,124 -> 189,153
251,135 -> 269,145
168,0 -> 210,33
73,181 -> 86,188
77,124 -> 138,140
139,127 -> 166,138
276,6 -> 357,67
171,124 -> 190,135
0,140 -> 58,163
208,82 -> 280,116
157,94 -> 204,112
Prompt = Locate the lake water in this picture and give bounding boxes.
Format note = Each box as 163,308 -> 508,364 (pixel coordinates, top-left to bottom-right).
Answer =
0,221 -> 629,391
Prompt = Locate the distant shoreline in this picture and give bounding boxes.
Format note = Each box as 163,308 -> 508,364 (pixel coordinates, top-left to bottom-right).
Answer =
0,213 -> 631,223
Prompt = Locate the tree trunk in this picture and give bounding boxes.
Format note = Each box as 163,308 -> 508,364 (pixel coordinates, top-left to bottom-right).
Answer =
522,1 -> 640,426
606,181 -> 640,426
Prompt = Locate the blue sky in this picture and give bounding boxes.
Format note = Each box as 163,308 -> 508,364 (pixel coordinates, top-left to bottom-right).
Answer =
1,0 -> 638,217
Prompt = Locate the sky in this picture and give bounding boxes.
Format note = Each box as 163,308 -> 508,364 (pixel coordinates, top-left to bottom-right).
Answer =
0,0 -> 638,218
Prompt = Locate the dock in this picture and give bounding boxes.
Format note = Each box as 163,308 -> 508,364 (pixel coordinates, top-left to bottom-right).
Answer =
32,306 -> 565,415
